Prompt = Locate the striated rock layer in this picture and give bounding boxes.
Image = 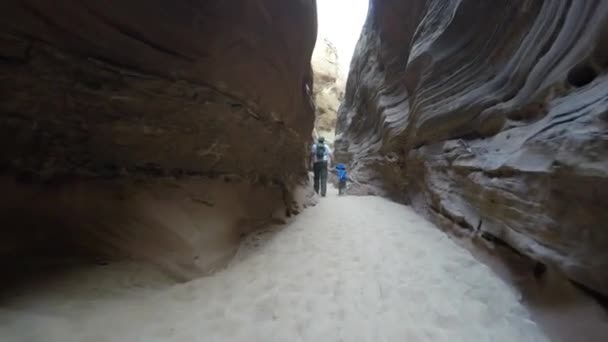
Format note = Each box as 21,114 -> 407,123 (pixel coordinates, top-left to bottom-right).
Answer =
0,0 -> 317,278
337,0 -> 608,295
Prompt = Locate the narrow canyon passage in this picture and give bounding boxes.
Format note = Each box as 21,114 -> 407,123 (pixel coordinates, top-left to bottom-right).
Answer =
1,189 -> 549,342
2,1 -> 608,341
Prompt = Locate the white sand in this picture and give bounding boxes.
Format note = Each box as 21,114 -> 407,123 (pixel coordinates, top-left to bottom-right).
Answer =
0,189 -> 549,342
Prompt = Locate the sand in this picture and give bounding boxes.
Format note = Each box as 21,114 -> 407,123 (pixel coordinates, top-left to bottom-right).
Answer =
0,189 -> 550,342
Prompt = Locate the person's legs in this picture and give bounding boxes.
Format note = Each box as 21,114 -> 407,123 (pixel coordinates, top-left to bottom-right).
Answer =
320,161 -> 328,196
313,162 -> 321,194
339,180 -> 345,195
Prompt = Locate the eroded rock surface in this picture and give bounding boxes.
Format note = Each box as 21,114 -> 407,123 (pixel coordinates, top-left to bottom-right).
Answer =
0,0 -> 317,278
337,0 -> 608,295
312,37 -> 345,142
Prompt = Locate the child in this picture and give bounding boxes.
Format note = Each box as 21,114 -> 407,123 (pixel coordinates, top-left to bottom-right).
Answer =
335,163 -> 348,195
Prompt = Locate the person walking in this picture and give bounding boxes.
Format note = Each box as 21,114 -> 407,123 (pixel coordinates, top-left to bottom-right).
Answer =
335,163 -> 348,195
311,137 -> 332,197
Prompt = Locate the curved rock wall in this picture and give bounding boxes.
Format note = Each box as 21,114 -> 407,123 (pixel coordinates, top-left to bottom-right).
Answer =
0,0 -> 317,278
337,0 -> 608,295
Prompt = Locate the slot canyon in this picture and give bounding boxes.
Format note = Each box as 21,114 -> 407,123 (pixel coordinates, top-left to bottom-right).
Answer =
1,1 -> 607,341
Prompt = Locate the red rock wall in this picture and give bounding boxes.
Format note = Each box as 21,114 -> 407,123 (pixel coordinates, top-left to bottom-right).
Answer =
337,0 -> 608,295
0,0 -> 317,277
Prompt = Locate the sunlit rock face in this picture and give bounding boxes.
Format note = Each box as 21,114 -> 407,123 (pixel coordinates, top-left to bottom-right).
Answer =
0,0 -> 317,278
337,0 -> 608,295
312,37 -> 345,141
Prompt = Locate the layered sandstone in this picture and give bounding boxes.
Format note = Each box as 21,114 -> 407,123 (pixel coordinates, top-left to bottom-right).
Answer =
337,0 -> 608,295
0,0 -> 317,278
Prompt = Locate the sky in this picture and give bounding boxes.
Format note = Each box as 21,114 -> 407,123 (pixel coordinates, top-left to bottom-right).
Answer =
316,0 -> 369,73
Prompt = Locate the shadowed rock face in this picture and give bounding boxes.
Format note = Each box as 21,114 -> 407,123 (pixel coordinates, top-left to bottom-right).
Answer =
337,0 -> 608,295
0,0 -> 316,180
0,1 -> 317,278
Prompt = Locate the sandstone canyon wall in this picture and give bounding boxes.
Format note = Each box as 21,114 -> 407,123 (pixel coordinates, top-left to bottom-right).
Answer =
0,0 -> 317,278
312,37 -> 345,142
337,0 -> 608,296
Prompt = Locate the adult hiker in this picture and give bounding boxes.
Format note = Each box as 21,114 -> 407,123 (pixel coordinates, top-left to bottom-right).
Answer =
311,137 -> 332,197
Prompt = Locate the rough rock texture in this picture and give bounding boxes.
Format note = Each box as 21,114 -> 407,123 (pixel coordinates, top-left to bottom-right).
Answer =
312,37 -> 345,142
337,0 -> 608,295
0,0 -> 317,278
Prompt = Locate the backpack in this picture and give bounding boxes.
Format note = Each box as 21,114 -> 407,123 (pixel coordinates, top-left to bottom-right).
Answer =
315,144 -> 326,160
